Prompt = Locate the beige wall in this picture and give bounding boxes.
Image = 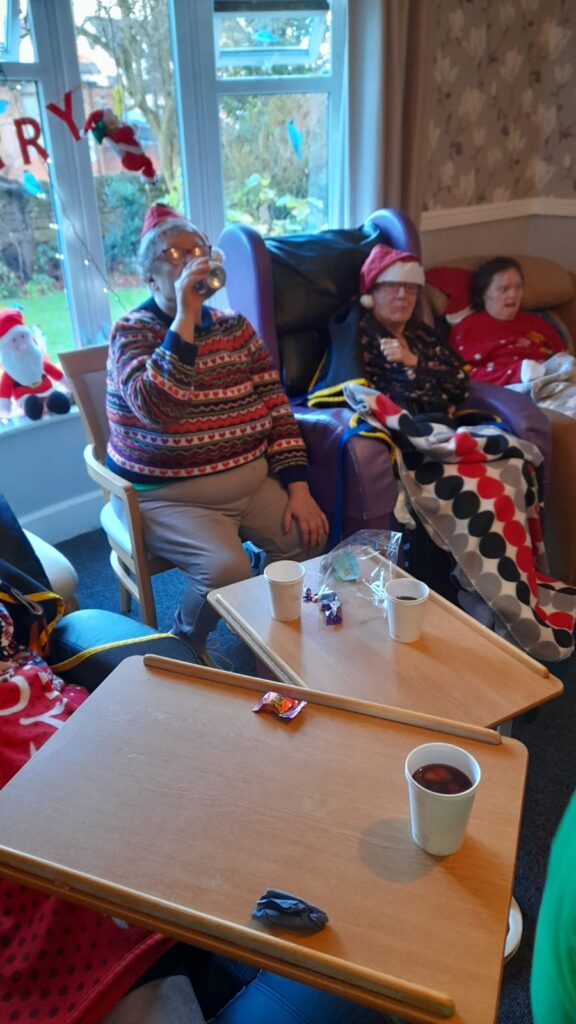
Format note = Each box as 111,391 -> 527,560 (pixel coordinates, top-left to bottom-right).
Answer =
421,0 -> 576,269
424,0 -> 575,212
421,206 -> 576,270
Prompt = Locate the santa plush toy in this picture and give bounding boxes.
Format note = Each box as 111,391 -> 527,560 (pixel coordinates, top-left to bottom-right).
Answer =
83,108 -> 158,184
0,309 -> 71,421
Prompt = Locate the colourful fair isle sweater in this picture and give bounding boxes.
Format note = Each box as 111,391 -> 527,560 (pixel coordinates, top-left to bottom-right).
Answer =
106,299 -> 308,486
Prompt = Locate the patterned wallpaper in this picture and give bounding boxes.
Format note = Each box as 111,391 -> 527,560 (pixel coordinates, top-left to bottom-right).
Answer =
423,0 -> 576,211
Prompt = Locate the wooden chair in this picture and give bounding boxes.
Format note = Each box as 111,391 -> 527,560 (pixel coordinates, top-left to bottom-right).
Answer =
59,345 -> 173,628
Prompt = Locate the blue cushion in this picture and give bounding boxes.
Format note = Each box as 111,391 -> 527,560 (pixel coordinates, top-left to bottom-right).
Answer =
50,609 -> 198,691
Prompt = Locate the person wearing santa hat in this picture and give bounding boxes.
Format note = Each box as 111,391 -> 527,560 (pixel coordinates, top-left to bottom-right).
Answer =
357,244 -> 468,418
106,202 -> 328,661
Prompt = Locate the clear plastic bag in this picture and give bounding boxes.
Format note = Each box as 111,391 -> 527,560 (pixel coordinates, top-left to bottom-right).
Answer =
316,530 -> 402,613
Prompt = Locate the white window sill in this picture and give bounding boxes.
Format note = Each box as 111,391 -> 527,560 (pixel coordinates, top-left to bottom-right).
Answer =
0,404 -> 81,438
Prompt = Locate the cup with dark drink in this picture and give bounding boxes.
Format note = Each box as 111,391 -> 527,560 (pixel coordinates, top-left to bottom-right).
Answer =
384,577 -> 429,642
404,742 -> 481,855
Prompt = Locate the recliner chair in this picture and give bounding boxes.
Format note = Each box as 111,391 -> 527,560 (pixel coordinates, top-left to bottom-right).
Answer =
218,211 -> 552,544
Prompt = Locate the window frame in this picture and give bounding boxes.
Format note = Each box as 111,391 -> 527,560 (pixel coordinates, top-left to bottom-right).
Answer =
171,0 -> 346,241
2,0 -> 348,363
5,1 -> 110,352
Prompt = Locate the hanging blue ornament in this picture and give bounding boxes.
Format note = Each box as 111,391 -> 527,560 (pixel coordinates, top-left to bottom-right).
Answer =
22,170 -> 46,198
255,30 -> 277,44
287,119 -> 303,161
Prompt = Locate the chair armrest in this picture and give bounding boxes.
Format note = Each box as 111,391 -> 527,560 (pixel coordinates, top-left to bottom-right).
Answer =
83,444 -> 133,497
83,443 -> 148,554
463,383 -> 552,496
295,407 -> 398,540
464,382 -> 551,457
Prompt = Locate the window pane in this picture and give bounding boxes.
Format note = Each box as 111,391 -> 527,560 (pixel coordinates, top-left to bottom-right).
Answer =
0,0 -> 34,62
215,1 -> 331,78
72,0 -> 181,316
221,92 -> 328,235
0,82 -> 74,383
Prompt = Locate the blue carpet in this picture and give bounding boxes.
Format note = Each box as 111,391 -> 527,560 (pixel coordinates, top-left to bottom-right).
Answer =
58,528 -> 576,1024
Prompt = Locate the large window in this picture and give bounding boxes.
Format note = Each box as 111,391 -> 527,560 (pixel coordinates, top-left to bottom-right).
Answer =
0,0 -> 347,423
71,0 -> 180,331
175,0 -> 345,241
214,1 -> 335,235
0,82 -> 69,362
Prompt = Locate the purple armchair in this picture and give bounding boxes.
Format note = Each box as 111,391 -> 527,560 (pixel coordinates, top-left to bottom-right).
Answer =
217,212 -> 551,542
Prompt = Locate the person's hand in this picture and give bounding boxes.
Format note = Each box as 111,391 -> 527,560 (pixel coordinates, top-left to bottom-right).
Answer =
172,257 -> 212,335
380,335 -> 417,367
282,482 -> 329,549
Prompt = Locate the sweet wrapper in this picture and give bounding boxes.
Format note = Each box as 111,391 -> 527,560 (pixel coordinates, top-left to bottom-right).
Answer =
303,587 -> 342,625
252,888 -> 329,931
253,691 -> 307,719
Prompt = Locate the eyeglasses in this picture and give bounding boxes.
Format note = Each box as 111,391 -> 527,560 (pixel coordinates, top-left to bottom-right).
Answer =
158,243 -> 211,266
375,282 -> 420,296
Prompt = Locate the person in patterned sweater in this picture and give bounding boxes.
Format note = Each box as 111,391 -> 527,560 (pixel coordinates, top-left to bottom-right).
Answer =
106,203 -> 328,658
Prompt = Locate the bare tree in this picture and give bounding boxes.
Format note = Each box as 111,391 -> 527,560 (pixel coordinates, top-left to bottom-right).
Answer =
77,0 -> 178,188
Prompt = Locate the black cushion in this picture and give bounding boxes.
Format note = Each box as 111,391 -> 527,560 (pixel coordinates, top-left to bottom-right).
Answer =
265,225 -> 382,395
0,493 -> 50,587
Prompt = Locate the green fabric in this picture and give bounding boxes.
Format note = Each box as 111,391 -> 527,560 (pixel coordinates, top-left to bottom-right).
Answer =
531,791 -> 576,1023
132,481 -> 172,491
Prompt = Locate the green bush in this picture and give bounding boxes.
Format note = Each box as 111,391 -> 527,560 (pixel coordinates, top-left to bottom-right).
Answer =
32,242 -> 63,282
27,273 -> 57,296
226,172 -> 325,236
96,174 -> 151,274
0,262 -> 21,299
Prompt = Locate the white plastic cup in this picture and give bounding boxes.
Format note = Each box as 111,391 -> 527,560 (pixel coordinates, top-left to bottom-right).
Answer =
405,742 -> 482,856
385,577 -> 429,642
263,561 -> 305,622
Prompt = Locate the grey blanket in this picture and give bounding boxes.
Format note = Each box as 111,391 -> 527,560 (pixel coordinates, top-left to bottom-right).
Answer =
508,353 -> 576,416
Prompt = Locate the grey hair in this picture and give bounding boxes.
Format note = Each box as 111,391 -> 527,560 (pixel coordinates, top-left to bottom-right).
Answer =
137,218 -> 205,282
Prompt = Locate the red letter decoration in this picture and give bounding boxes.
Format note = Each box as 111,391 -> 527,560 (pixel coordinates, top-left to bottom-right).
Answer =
14,117 -> 48,164
46,90 -> 80,141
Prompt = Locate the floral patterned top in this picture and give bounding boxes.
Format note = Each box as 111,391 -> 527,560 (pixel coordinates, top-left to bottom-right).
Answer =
359,314 -> 469,415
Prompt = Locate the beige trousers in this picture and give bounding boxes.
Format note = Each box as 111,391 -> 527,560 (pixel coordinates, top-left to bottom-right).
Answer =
132,459 -> 321,647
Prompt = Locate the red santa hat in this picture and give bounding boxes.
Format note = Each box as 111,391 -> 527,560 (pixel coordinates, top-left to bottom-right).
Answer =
141,202 -> 189,238
82,109 -> 106,135
359,245 -> 424,309
0,308 -> 24,342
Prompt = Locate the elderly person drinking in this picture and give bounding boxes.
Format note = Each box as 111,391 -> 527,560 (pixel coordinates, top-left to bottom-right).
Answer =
106,202 -> 328,659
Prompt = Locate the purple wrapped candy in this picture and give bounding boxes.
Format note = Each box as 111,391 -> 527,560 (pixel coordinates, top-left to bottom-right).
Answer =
318,590 -> 342,625
303,587 -> 315,602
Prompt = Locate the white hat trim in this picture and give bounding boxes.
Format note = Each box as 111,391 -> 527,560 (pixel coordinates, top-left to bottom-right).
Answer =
375,261 -> 425,286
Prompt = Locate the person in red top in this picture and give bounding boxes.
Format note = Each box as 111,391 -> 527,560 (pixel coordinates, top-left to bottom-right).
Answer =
449,257 -> 565,386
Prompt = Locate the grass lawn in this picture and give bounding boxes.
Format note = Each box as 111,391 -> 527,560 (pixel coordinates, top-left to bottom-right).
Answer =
3,287 -> 147,363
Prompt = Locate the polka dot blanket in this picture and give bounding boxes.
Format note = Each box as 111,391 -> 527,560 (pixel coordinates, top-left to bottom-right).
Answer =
344,383 -> 576,662
0,602 -> 172,1022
